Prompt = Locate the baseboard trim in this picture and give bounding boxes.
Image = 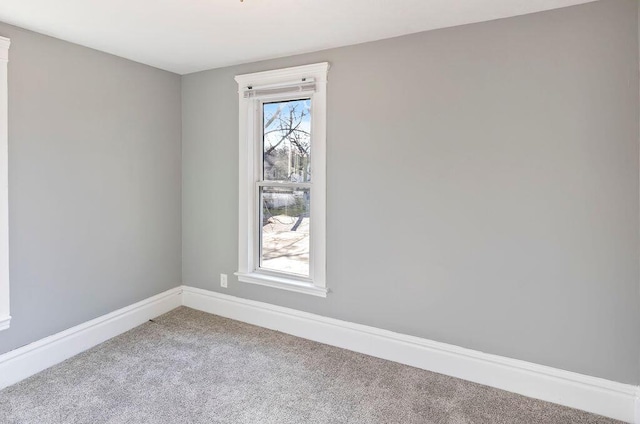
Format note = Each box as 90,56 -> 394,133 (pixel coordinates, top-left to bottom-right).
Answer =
0,315 -> 10,331
0,285 -> 637,422
182,285 -> 638,423
0,287 -> 182,390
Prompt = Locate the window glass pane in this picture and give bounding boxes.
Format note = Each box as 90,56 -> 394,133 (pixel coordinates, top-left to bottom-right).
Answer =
260,186 -> 310,277
263,99 -> 311,183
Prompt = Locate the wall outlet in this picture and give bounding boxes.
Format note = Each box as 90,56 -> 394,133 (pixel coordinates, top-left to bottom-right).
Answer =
220,274 -> 228,288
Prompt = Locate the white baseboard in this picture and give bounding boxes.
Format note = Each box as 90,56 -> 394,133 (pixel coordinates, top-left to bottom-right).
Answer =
0,287 -> 182,390
0,285 -> 637,423
0,315 -> 10,331
182,285 -> 639,423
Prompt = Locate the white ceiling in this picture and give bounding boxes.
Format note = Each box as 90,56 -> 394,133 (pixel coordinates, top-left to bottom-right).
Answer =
0,0 -> 596,75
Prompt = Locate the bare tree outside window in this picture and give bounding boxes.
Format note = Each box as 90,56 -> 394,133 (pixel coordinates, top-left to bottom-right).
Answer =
260,99 -> 311,276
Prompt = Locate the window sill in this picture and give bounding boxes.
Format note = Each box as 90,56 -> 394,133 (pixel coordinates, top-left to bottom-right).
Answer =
235,272 -> 328,298
0,315 -> 10,331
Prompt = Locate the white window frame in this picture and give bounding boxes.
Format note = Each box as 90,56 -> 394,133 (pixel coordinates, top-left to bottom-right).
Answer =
234,63 -> 329,297
0,36 -> 10,330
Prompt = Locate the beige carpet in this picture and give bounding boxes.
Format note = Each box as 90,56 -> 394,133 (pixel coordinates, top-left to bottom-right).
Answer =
0,307 -> 619,423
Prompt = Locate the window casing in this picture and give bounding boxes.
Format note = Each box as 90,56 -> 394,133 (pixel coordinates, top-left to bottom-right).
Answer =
0,36 -> 10,331
235,63 -> 328,297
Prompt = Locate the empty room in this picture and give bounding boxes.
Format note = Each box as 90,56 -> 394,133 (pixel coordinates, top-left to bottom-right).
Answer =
0,0 -> 638,422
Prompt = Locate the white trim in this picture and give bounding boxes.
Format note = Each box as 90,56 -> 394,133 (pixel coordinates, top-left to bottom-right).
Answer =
235,63 -> 329,295
235,63 -> 329,89
235,271 -> 328,297
0,36 -> 9,331
181,286 -> 639,423
1,285 -> 637,422
0,287 -> 182,390
0,36 -> 9,62
0,315 -> 10,331
635,390 -> 640,424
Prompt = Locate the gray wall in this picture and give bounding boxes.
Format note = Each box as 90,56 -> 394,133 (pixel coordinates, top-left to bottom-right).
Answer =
182,0 -> 640,384
0,23 -> 182,355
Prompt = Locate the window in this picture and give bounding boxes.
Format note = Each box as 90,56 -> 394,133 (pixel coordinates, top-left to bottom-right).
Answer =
0,36 -> 10,331
235,63 -> 328,297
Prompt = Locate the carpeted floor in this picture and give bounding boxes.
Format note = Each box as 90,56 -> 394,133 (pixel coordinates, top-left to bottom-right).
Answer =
0,307 -> 620,423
